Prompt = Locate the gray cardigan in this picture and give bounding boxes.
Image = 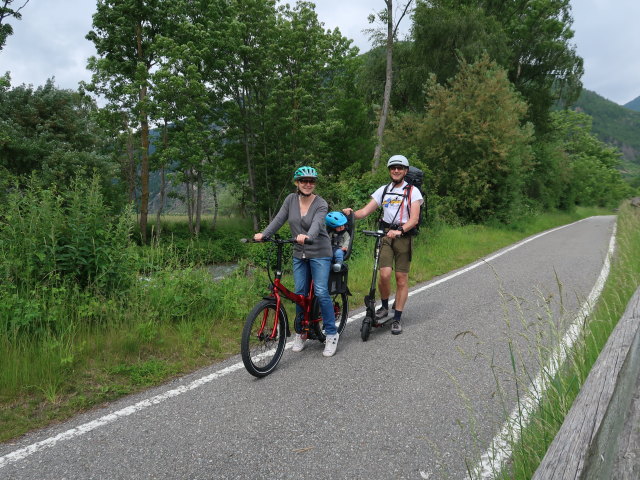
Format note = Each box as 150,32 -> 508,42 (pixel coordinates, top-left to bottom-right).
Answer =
262,193 -> 332,259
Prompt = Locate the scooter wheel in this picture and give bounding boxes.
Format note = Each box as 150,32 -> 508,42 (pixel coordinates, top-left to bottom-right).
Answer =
361,317 -> 372,342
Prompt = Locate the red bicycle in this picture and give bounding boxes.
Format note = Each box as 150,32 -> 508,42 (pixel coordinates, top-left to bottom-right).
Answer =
240,236 -> 349,377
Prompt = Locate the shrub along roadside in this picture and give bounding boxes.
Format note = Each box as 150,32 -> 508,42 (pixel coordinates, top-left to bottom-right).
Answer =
0,206 -> 611,442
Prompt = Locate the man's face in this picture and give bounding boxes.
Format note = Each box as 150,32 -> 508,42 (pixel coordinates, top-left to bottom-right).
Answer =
389,165 -> 407,183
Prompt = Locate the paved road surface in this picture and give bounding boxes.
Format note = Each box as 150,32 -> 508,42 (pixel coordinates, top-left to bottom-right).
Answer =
0,216 -> 616,479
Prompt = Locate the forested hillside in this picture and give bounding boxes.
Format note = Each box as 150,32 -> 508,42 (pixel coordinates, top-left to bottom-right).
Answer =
624,95 -> 640,112
574,89 -> 640,169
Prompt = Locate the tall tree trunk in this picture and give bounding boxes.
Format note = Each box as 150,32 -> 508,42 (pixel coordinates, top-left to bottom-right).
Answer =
372,0 -> 394,172
126,129 -> 136,204
372,1 -> 414,172
155,120 -> 168,240
195,169 -> 203,236
238,84 -> 259,231
212,185 -> 218,231
136,21 -> 150,244
186,173 -> 194,234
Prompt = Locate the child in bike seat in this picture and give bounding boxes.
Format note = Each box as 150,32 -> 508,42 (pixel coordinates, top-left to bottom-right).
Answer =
325,211 -> 350,273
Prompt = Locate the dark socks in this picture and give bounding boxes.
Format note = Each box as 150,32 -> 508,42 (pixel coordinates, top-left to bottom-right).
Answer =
394,310 -> 402,321
381,298 -> 389,309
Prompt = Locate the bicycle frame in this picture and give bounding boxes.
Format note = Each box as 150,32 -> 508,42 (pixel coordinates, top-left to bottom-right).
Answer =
257,237 -> 317,340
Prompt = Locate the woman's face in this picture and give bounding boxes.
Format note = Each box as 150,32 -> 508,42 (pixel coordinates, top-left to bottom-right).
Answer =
296,177 -> 317,195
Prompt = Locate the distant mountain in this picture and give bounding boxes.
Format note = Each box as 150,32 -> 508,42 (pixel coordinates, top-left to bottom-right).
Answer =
624,95 -> 640,112
573,89 -> 640,170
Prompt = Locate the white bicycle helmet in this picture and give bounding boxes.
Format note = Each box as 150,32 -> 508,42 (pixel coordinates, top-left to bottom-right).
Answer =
387,155 -> 409,168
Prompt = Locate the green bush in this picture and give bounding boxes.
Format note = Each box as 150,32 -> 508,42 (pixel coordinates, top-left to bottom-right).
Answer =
0,176 -> 136,294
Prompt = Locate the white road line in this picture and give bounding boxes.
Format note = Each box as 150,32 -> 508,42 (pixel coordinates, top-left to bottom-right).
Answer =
0,218 -> 597,470
467,220 -> 617,479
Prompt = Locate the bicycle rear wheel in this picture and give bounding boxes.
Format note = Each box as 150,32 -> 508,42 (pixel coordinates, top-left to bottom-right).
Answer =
313,292 -> 348,338
333,292 -> 348,334
241,299 -> 287,378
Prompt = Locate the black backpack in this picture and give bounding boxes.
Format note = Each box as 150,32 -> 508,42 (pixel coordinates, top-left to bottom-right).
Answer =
379,166 -> 426,235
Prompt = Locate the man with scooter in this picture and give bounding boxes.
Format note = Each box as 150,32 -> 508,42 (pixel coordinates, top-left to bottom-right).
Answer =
343,155 -> 423,335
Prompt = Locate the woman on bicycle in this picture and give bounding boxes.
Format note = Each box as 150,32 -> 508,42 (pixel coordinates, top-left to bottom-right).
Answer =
253,166 -> 339,357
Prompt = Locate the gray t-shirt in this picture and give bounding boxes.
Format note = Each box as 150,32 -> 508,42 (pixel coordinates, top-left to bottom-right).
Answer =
262,193 -> 332,259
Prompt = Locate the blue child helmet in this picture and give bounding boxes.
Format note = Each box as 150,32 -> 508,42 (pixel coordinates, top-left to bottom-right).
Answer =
325,211 -> 348,228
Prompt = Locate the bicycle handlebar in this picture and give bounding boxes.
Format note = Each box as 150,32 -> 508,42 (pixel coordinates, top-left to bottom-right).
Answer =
240,237 -> 314,245
361,230 -> 386,237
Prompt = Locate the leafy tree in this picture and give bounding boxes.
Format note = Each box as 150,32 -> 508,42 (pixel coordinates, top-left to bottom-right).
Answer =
416,56 -> 534,223
0,0 -> 28,51
411,0 -> 583,132
220,0 -> 279,229
86,0 -> 172,243
221,0 -> 362,225
0,80 -> 115,195
548,110 -> 631,207
411,2 -> 508,87
151,0 -> 229,236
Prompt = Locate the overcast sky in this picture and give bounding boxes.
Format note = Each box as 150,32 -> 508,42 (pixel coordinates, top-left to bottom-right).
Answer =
1,0 -> 639,106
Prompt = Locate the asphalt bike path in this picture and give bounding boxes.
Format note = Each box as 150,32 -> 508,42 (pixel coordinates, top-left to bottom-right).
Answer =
0,216 -> 617,479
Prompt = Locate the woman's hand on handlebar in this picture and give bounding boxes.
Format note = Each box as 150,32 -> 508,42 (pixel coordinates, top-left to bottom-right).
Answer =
295,234 -> 309,245
253,233 -> 264,242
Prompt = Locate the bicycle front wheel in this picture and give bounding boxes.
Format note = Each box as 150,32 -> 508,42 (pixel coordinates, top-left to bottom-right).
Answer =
241,299 -> 287,378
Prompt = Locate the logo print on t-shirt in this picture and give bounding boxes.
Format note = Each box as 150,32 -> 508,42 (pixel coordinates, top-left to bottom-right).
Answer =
382,198 -> 402,208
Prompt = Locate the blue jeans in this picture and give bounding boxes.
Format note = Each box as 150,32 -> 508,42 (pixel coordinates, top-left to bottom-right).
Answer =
293,256 -> 337,335
332,247 -> 345,264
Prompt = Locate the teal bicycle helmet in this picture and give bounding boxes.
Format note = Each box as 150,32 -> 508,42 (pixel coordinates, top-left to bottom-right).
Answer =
325,211 -> 347,228
293,166 -> 318,181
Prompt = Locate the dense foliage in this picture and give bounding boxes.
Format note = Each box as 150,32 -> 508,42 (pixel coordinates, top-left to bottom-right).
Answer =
0,79 -> 116,198
411,0 -> 584,133
0,177 -> 136,335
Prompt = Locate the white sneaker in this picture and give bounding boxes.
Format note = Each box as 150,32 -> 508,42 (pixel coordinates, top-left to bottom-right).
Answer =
323,333 -> 339,357
292,333 -> 307,352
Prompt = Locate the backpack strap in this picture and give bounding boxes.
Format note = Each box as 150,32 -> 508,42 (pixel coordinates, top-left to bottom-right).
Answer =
378,182 -> 413,228
377,182 -> 392,227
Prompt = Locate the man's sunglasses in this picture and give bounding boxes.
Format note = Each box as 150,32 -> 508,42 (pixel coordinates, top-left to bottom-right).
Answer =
389,166 -> 407,171
298,178 -> 317,184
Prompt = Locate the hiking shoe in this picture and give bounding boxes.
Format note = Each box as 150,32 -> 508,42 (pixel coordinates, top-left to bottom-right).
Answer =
391,320 -> 402,335
374,307 -> 389,322
323,333 -> 339,357
292,333 -> 307,352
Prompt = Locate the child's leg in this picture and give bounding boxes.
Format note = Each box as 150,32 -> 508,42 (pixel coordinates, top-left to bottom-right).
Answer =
332,248 -> 344,272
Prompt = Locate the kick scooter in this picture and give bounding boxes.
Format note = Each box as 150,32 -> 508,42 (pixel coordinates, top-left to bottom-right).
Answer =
360,229 -> 392,341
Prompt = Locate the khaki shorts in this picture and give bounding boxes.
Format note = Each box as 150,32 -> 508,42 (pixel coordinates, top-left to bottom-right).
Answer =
379,234 -> 413,273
